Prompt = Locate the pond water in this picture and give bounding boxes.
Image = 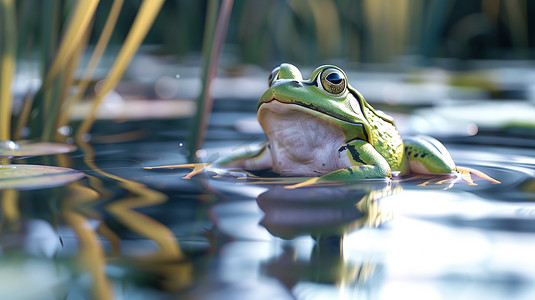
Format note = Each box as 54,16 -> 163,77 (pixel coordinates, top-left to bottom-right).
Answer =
2,97 -> 535,299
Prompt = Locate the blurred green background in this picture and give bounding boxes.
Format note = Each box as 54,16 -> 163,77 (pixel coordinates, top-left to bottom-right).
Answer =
13,0 -> 535,69
121,0 -> 529,66
146,0 -> 532,66
3,0 -> 535,145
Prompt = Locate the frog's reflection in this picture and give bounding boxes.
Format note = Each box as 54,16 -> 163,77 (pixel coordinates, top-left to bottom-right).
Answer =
257,181 -> 396,240
257,181 -> 398,295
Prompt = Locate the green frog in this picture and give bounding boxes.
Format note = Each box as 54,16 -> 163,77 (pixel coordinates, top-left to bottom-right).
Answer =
219,63 -> 456,182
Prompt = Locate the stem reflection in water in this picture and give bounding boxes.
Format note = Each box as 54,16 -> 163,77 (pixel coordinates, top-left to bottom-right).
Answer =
61,184 -> 112,300
0,147 -> 195,298
74,139 -> 193,295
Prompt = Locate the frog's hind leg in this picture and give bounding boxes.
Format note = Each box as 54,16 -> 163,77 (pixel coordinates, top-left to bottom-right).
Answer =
403,136 -> 456,174
216,142 -> 272,170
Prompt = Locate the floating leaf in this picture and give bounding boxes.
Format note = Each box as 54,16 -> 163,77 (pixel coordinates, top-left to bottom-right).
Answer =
0,164 -> 84,190
0,141 -> 76,157
0,140 -> 19,151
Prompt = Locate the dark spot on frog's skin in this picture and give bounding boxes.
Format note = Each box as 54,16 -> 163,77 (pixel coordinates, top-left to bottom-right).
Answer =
421,153 -> 428,158
407,151 -> 412,156
347,168 -> 354,175
414,153 -> 419,158
345,144 -> 366,164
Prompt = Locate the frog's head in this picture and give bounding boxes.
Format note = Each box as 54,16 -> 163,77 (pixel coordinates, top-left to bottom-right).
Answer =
257,63 -> 391,142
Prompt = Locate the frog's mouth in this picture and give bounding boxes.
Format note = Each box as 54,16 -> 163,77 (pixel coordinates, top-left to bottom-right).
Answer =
258,99 -> 369,142
258,98 -> 349,122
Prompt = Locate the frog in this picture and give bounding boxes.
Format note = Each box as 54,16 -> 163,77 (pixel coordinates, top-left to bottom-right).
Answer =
218,63 -> 456,182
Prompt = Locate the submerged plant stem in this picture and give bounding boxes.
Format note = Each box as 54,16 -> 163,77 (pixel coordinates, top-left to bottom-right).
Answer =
0,0 -> 16,141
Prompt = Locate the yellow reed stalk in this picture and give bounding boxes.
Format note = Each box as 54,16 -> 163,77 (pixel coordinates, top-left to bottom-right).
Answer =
41,0 -> 100,90
76,0 -> 165,139
45,23 -> 91,142
58,0 -> 124,130
1,189 -> 19,222
0,0 -> 16,141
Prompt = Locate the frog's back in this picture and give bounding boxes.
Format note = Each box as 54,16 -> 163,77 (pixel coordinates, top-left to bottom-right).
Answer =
363,105 -> 408,174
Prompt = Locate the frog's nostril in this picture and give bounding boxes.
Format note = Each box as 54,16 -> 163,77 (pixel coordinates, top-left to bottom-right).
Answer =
291,81 -> 303,87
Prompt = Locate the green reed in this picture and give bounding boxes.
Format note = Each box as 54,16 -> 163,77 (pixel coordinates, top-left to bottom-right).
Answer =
187,0 -> 234,162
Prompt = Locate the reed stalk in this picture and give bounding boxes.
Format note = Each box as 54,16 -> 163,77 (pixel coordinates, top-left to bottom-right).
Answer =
43,24 -> 91,141
25,0 -> 59,140
57,0 -> 124,133
187,0 -> 234,162
41,0 -> 100,90
76,0 -> 165,140
0,0 -> 16,141
38,0 -> 99,141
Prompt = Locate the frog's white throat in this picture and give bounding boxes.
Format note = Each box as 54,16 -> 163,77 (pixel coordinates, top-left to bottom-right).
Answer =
257,100 -> 353,176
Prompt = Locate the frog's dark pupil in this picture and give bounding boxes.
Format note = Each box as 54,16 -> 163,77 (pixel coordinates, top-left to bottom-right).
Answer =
326,72 -> 343,84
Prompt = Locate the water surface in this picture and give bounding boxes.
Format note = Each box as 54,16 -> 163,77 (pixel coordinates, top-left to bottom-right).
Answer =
2,104 -> 535,300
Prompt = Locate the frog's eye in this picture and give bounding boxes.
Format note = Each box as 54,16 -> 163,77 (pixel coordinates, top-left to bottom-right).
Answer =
320,68 -> 347,95
268,67 -> 280,87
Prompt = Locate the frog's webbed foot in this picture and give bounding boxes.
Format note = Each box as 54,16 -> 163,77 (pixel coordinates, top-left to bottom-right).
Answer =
216,142 -> 272,171
403,135 -> 456,174
318,139 -> 391,182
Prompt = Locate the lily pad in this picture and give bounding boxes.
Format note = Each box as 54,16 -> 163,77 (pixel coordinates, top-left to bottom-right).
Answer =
0,165 -> 84,190
0,141 -> 76,157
